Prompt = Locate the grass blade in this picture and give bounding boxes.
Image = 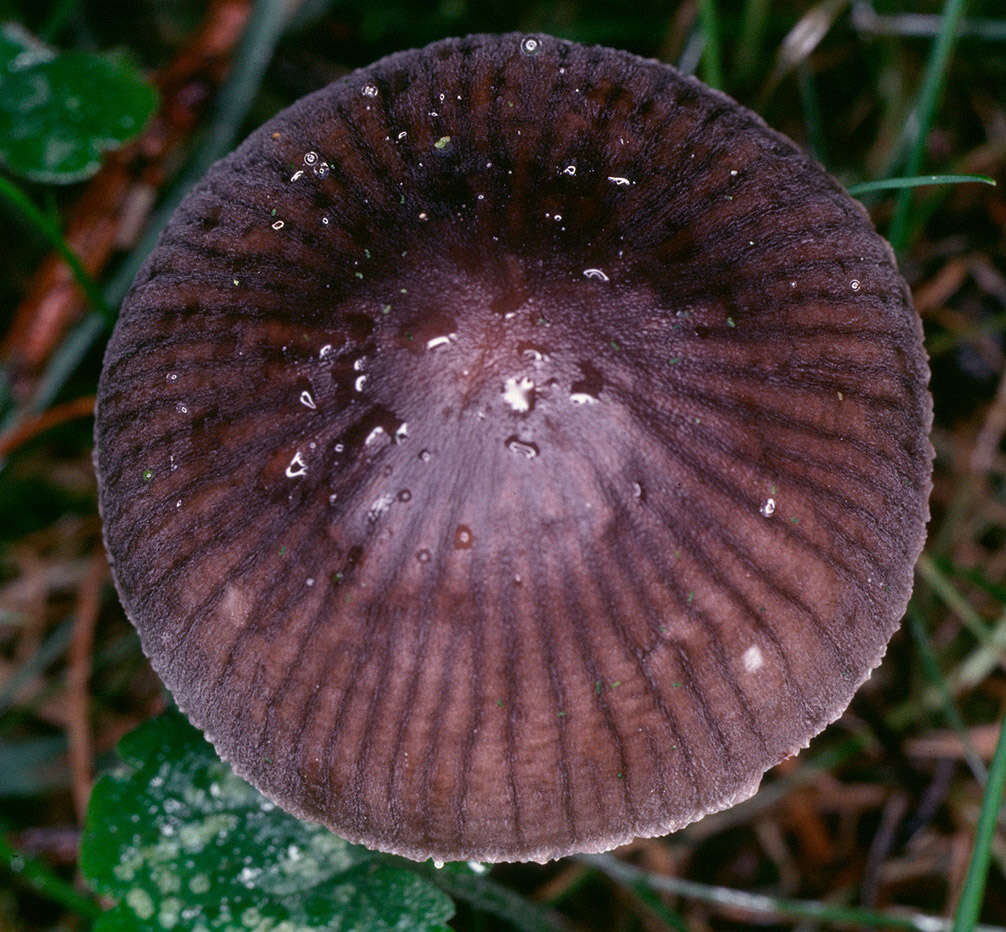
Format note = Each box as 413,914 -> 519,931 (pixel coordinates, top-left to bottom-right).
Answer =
848,174 -> 996,196
952,710 -> 1006,932
887,0 -> 969,251
0,833 -> 101,919
697,0 -> 724,89
0,176 -> 113,323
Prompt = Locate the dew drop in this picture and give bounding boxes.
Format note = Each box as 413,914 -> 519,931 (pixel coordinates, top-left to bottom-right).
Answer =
299,391 -> 316,409
285,451 -> 308,478
743,645 -> 764,672
519,36 -> 542,56
166,372 -> 178,382
561,164 -> 577,176
303,151 -> 318,165
850,279 -> 861,291
419,449 -> 432,463
502,376 -> 535,413
364,426 -> 386,446
505,435 -> 539,458
454,525 -> 474,549
759,497 -> 776,517
361,83 -> 379,98
416,548 -> 431,564
319,344 -> 332,358
518,342 -> 548,362
607,176 -> 632,186
368,494 -> 394,523
582,268 -> 610,282
272,219 -> 285,230
175,402 -> 189,414
397,489 -> 412,502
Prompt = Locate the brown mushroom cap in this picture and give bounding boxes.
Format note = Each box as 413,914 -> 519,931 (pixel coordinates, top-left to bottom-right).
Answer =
94,33 -> 932,863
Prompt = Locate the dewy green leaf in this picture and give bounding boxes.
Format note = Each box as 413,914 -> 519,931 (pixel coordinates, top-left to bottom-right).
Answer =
0,23 -> 157,183
80,712 -> 455,932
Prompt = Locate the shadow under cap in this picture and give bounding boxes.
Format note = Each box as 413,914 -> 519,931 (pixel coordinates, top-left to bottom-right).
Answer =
94,32 -> 933,863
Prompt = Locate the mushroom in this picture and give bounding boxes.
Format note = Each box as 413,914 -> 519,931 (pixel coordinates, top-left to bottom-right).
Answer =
94,33 -> 932,863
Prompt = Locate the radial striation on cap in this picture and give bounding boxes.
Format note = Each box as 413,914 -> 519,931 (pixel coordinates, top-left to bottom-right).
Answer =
94,33 -> 933,863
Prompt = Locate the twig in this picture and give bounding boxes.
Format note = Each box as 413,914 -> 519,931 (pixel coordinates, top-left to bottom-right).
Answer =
581,851 -> 1006,931
66,549 -> 107,823
0,0 -> 251,401
0,394 -> 94,460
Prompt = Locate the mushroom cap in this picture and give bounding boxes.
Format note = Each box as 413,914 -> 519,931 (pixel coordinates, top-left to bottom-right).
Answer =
94,33 -> 932,863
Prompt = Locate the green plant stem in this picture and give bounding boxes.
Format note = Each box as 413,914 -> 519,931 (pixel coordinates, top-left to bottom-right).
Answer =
0,833 -> 101,919
848,174 -> 995,196
581,852 -> 1006,931
916,553 -> 993,645
952,710 -> 1006,932
0,175 -> 113,322
887,0 -> 969,251
697,0 -> 724,89
735,0 -> 770,82
908,606 -> 987,785
797,61 -> 828,166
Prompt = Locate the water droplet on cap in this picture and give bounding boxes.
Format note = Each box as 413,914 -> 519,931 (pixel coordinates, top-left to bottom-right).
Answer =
759,497 -> 776,517
361,83 -> 379,98
502,376 -> 535,413
505,435 -> 539,458
285,451 -> 308,478
582,268 -> 610,282
520,36 -> 542,56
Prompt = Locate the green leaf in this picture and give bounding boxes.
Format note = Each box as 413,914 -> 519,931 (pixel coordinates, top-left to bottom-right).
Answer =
0,24 -> 157,183
80,711 -> 455,931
